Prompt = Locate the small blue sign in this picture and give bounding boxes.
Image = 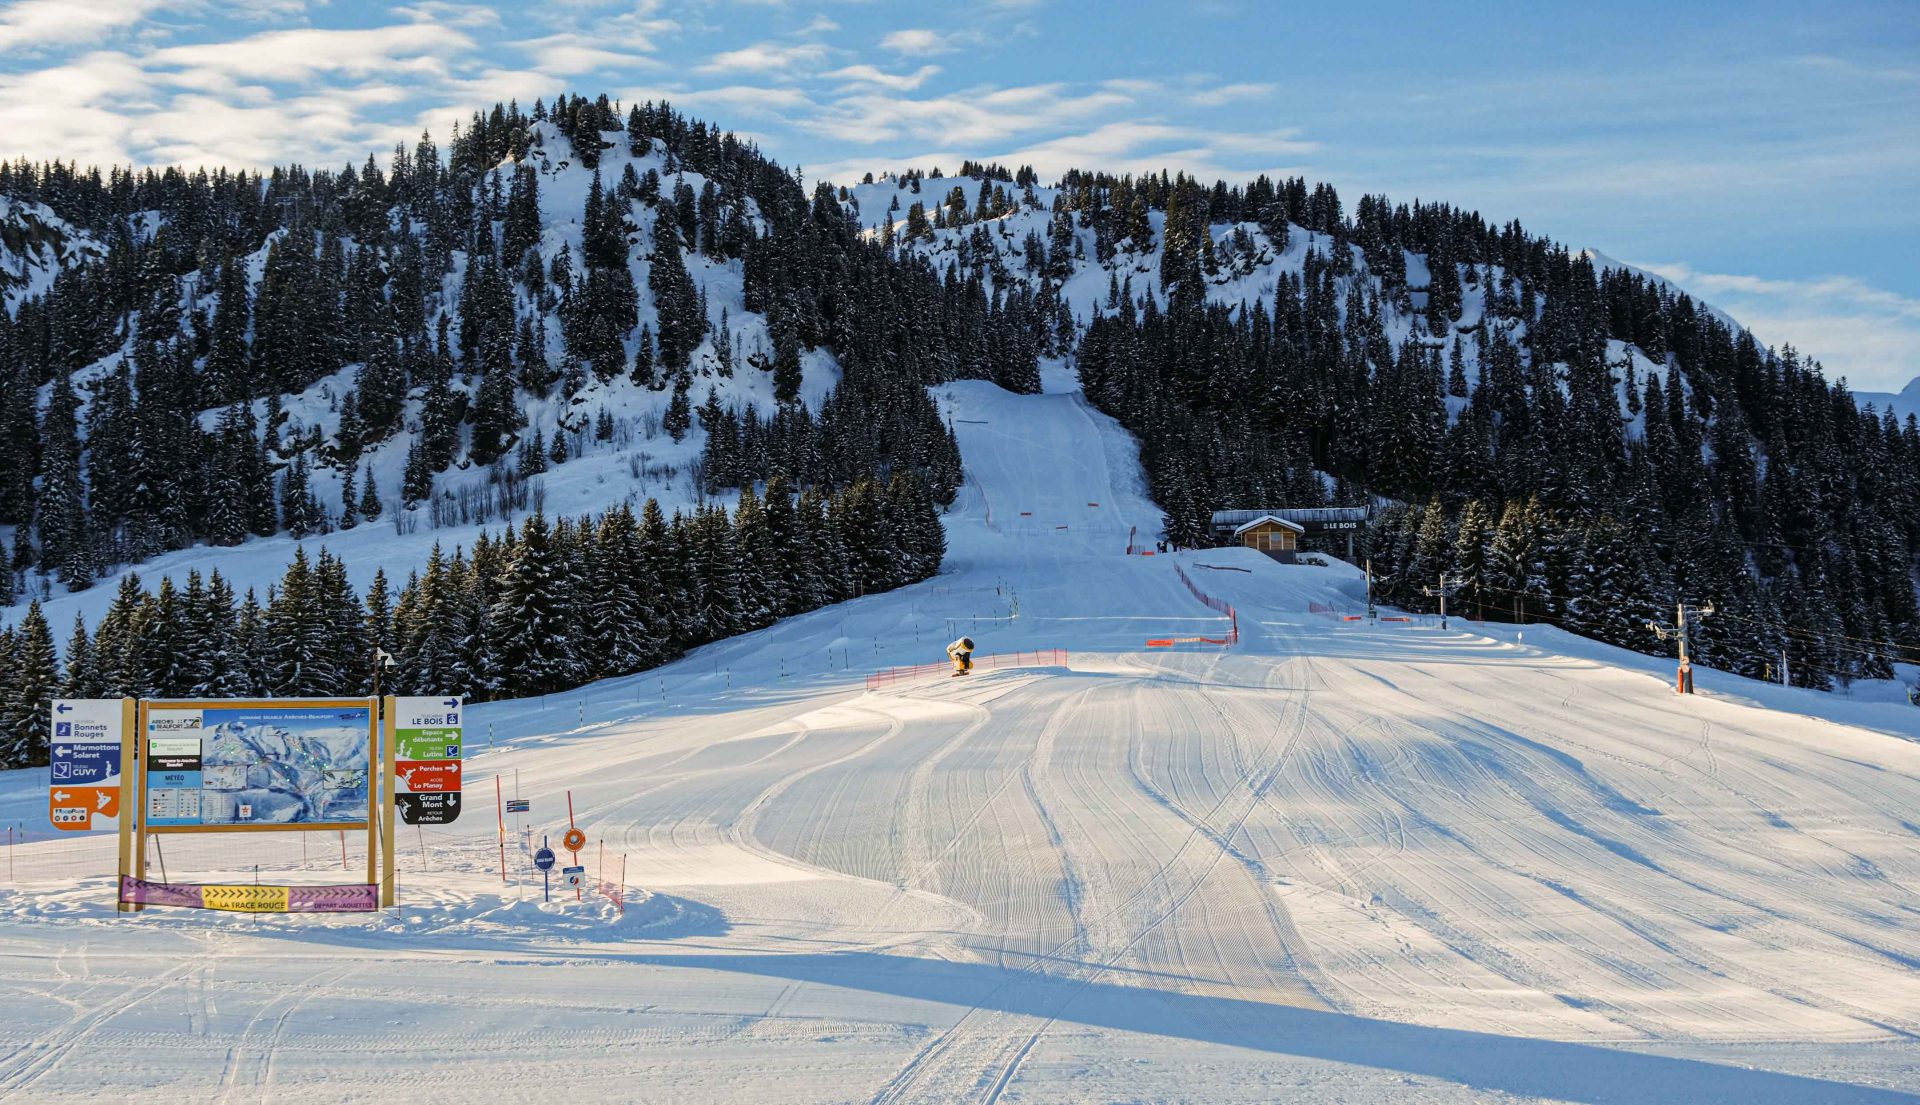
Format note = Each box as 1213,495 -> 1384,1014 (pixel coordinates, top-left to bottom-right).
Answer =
533,847 -> 556,871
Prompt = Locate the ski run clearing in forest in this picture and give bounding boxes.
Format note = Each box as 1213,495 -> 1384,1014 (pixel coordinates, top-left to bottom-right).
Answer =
0,378 -> 1917,1103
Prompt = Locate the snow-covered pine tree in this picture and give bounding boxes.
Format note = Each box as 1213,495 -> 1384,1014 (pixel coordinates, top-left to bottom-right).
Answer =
60,612 -> 99,699
267,547 -> 333,695
0,601 -> 57,768
489,512 -> 577,697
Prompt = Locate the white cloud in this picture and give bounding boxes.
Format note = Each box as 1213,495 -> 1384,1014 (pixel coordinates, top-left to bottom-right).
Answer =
392,2 -> 502,29
699,40 -> 830,74
793,83 -> 1131,147
825,64 -> 941,91
1186,81 -> 1274,106
878,29 -> 951,56
514,32 -> 660,75
147,24 -> 473,81
0,0 -> 177,52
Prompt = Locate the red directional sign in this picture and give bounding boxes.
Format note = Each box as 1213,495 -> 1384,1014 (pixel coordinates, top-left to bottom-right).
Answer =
396,760 -> 461,792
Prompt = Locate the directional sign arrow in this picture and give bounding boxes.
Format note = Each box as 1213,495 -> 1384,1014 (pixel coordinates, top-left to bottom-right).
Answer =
442,698 -> 459,709
53,790 -> 70,802
56,703 -> 72,714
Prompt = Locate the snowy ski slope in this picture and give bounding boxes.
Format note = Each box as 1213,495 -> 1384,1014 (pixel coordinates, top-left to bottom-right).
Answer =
1,379 -> 1918,1103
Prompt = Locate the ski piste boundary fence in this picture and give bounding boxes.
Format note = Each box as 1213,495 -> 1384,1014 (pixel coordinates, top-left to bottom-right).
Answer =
866,649 -> 1070,691
1159,561 -> 1240,646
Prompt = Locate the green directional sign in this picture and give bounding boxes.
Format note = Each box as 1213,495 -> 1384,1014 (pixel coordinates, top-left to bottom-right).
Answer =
396,726 -> 461,761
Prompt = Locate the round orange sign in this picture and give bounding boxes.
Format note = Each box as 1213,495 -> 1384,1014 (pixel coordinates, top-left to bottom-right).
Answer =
562,827 -> 586,853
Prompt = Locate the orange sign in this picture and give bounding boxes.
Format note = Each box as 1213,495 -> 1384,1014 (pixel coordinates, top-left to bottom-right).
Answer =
562,827 -> 586,853
50,786 -> 120,829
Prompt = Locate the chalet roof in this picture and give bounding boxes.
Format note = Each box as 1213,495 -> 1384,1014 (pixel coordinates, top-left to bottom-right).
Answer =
1232,514 -> 1306,536
1211,506 -> 1370,529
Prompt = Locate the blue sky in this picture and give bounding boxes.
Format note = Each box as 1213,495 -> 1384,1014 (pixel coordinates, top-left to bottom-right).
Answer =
1,0 -> 1915,392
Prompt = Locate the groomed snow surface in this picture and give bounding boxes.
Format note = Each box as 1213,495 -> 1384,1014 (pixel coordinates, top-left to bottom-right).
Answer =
2,379 -> 1919,1103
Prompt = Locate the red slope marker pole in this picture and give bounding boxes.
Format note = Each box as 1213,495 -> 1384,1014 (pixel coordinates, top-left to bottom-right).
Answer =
568,790 -> 581,902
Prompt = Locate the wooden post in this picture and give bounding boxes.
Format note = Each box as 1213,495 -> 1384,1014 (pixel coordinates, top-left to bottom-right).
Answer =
131,700 -> 148,911
366,696 -> 380,892
381,695 -> 397,907
116,697 -> 137,913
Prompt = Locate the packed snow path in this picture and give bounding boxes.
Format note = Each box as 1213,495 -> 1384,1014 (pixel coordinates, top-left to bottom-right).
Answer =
2,381 -> 1919,1103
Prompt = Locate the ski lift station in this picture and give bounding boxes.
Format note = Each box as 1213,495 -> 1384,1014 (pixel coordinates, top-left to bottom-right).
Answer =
1210,506 -> 1371,562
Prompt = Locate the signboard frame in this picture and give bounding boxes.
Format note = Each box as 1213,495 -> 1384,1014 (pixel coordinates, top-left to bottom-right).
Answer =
380,695 -> 464,906
47,698 -> 133,836
126,698 -> 382,911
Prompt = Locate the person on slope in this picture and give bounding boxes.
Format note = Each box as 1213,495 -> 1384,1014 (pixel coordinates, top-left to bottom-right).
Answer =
947,636 -> 975,677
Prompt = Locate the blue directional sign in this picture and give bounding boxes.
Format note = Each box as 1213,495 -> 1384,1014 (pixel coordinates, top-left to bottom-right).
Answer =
533,847 -> 556,871
50,742 -> 121,783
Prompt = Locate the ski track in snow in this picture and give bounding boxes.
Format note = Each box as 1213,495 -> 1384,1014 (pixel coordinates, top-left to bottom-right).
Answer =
1,381 -> 1919,1102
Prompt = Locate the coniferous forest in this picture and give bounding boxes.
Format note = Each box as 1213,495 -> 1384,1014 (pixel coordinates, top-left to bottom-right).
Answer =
0,94 -> 972,766
0,472 -> 942,769
0,92 -> 1916,768
1067,182 -> 1920,691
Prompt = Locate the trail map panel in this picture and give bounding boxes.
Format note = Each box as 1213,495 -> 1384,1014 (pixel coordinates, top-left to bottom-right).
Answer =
144,704 -> 373,827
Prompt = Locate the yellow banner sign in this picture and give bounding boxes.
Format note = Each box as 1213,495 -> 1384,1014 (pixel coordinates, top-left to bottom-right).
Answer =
199,884 -> 293,912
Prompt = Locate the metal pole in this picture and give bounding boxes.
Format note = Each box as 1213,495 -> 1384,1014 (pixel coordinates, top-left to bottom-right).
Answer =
568,791 -> 580,902
542,834 -> 550,903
